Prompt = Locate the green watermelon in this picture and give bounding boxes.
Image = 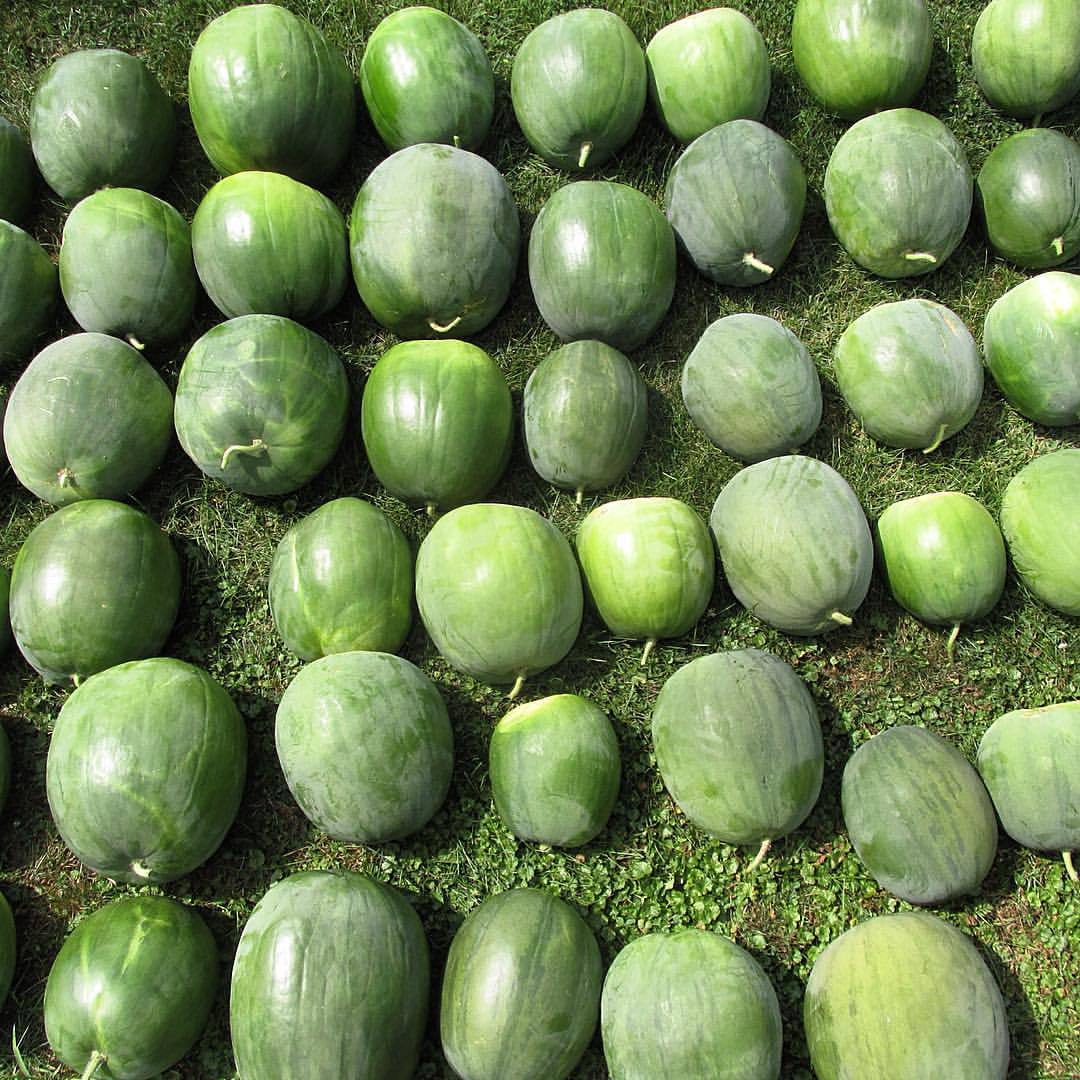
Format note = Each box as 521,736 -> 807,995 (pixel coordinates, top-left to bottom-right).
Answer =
174,315 -> 348,496
441,888 -> 602,1080
30,49 -> 174,201
681,313 -> 822,462
489,694 -> 620,848
646,8 -> 770,143
511,9 -> 645,171
44,896 -> 217,1080
665,120 -> 806,286
360,339 -> 512,513
0,892 -> 12,1007
415,503 -> 583,697
792,0 -> 932,119
276,651 -> 452,843
601,929 -> 782,1080
983,271 -> 1080,426
9,500 -> 179,684
4,333 -> 172,505
528,180 -> 676,352
523,340 -> 648,501
824,108 -> 973,278
833,299 -> 983,452
1000,448 -> 1080,615
0,219 -> 57,364
231,870 -> 429,1080
360,7 -> 494,151
804,912 -> 1010,1079
268,497 -> 413,661
46,657 -> 246,884
192,171 -> 347,321
0,115 -> 35,224
188,4 -> 355,183
349,143 -> 520,339
710,455 -> 873,635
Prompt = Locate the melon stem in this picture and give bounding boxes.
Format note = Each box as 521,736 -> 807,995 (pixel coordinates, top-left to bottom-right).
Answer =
453,134 -> 461,149
904,251 -> 938,263
575,488 -> 584,507
922,424 -> 948,454
742,252 -> 774,276
1031,113 -> 1043,128
578,141 -> 592,169
71,673 -> 81,688
57,467 -> 75,489
429,314 -> 462,334
425,501 -> 437,519
945,623 -> 960,662
81,1050 -> 106,1080
747,838 -> 771,871
641,638 -> 657,665
829,611 -> 853,626
1065,850 -> 1078,883
508,674 -> 525,700
220,438 -> 267,470
126,334 -> 145,351
1053,236 -> 1065,257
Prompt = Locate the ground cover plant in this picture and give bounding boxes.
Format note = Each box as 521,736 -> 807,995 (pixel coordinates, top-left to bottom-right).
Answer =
0,0 -> 1077,1075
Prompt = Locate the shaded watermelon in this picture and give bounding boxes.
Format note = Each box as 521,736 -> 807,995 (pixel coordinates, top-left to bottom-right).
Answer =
0,220 -> 57,364
0,115 -> 35,224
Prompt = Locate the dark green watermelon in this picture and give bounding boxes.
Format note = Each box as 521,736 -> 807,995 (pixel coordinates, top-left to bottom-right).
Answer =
0,115 -> 35,224
44,896 -> 217,1080
0,220 -> 57,364
0,892 -> 12,1007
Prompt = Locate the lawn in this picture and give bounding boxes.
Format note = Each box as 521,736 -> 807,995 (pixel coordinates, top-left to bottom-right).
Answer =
1,0 -> 1078,1076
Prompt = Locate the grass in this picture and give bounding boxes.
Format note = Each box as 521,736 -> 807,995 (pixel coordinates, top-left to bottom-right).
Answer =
1,0 -> 1079,1076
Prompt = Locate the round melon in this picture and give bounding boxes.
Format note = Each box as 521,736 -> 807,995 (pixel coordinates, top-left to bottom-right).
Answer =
833,299 -> 983,451
174,315 -> 348,496
275,651 -> 452,843
441,888 -> 602,1080
360,7 -> 494,151
268,497 -> 413,661
0,220 -> 57,364
30,48 -> 174,201
528,180 -> 676,352
231,870 -> 429,1080
0,892 -> 13,1007
192,171 -> 347,321
415,503 -> 583,696
804,912 -> 1010,1079
9,500 -> 180,684
652,649 -> 823,858
1000,448 -> 1080,615
824,108 -> 973,278
665,120 -> 806,287
360,339 -> 512,513
601,928 -> 782,1080
188,3 -> 355,183
44,897 -> 217,1080
0,115 -> 35,224
489,694 -> 620,848
681,313 -> 822,462
792,0 -> 932,119
710,455 -> 873,635
983,271 -> 1080,426
4,333 -> 172,505
350,143 -> 520,339
511,9 -> 646,172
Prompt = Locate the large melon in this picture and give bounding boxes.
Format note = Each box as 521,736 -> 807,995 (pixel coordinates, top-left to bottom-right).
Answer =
0,568 -> 8,658
0,115 -> 35,224
0,220 -> 57,364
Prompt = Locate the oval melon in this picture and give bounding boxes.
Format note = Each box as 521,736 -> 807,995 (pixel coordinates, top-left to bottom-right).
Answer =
0,115 -> 35,224
0,220 -> 57,364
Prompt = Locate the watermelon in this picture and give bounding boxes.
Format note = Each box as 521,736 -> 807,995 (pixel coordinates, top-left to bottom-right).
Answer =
275,651 -> 452,843
972,0 -> 1080,122
415,503 -> 583,696
511,9 -> 646,172
645,8 -> 770,143
489,694 -> 620,847
44,896 -> 217,1080
710,455 -> 873,635
349,143 -> 520,339
441,888 -> 602,1080
601,929 -> 782,1080
9,500 -> 180,684
188,4 -> 355,183
523,340 -> 648,501
231,870 -> 429,1080
528,180 -> 676,351
665,120 -> 806,286
792,0 -> 932,119
4,333 -> 172,505
681,313 -> 822,462
360,7 -> 494,151
192,171 -> 347,321
824,108 -> 973,278
983,272 -> 1080,426
833,299 -> 983,452
360,339 -> 512,513
174,315 -> 348,496
652,649 -> 823,864
30,49 -> 174,201
268,497 -> 413,661
0,892 -> 12,1007
0,115 -> 35,224
977,129 -> 1080,268
804,912 -> 1009,1079
0,219 -> 57,364
46,657 -> 246,884
1000,448 -> 1080,616
977,701 -> 1080,881
0,567 -> 10,657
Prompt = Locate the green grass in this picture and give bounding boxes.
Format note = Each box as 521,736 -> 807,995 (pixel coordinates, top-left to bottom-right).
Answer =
1,0 -> 1079,1076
